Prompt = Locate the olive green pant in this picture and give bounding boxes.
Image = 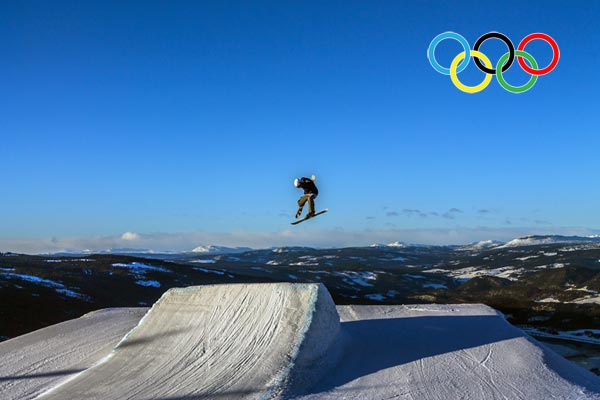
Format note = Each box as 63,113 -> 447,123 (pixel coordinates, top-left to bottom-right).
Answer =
297,194 -> 315,215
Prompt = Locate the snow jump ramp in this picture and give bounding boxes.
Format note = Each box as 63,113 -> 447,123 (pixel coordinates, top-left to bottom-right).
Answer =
3,282 -> 600,399
37,283 -> 340,400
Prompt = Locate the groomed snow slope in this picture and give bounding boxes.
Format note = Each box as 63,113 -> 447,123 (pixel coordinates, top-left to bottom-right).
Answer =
299,305 -> 600,399
36,283 -> 339,400
0,308 -> 147,400
2,284 -> 600,399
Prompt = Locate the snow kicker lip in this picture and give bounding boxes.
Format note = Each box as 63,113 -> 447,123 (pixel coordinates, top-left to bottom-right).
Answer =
37,283 -> 340,400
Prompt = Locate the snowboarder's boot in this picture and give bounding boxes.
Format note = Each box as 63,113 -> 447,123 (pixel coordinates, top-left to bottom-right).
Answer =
295,208 -> 303,219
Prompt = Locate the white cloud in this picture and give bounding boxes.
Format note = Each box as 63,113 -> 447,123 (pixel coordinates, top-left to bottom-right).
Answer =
121,232 -> 140,241
1,226 -> 600,254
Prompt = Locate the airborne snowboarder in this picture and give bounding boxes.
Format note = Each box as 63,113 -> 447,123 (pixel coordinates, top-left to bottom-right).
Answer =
294,175 -> 319,219
292,175 -> 328,225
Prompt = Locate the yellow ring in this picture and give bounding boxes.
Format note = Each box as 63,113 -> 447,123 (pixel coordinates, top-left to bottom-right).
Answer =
449,50 -> 493,93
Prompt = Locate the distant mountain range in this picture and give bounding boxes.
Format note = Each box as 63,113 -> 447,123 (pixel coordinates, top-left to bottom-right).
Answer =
40,246 -> 253,257
34,235 -> 600,257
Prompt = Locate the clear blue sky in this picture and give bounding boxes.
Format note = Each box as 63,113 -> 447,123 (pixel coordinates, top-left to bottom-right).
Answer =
1,1 -> 599,249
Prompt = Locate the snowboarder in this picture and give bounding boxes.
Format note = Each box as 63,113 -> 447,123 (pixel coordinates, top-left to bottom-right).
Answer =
294,175 -> 318,219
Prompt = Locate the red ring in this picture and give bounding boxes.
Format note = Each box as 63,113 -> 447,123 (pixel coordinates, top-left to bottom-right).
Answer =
517,33 -> 559,75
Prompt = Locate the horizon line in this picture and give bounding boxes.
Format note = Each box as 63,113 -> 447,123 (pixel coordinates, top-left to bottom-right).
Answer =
2,226 -> 600,255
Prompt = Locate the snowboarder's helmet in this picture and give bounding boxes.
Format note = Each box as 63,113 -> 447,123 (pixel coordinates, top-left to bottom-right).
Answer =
294,178 -> 300,188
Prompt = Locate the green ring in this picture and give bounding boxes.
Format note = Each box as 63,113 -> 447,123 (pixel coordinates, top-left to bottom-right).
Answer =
496,50 -> 538,93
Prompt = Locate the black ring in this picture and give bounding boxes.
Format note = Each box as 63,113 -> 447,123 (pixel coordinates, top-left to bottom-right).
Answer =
473,32 -> 515,75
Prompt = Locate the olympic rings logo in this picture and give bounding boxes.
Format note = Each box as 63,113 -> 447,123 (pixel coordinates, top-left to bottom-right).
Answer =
427,31 -> 559,93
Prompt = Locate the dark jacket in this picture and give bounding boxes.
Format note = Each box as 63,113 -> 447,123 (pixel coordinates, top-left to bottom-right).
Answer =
298,177 -> 318,195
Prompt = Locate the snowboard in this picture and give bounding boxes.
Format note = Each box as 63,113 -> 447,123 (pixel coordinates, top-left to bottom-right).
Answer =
291,209 -> 329,225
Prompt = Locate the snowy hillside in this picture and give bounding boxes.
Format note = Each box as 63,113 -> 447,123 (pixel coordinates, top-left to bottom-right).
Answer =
502,235 -> 600,248
191,245 -> 252,254
458,240 -> 504,251
386,241 -> 408,248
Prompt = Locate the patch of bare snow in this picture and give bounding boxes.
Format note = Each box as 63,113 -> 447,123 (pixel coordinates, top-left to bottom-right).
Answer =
56,289 -> 92,301
516,255 -> 540,261
135,280 -> 161,288
422,268 -> 450,274
193,267 -> 226,275
536,298 -> 561,303
112,262 -> 171,274
423,283 -> 448,289
405,274 -> 425,279
566,286 -> 598,294
569,296 -> 600,305
335,271 -> 377,287
290,261 -> 319,266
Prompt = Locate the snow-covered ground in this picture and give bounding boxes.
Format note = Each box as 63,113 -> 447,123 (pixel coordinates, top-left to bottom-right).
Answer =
0,308 -> 147,400
300,304 -> 600,400
1,283 -> 599,400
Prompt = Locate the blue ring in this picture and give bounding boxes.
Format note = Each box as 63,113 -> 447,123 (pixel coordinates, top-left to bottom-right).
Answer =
427,32 -> 471,75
